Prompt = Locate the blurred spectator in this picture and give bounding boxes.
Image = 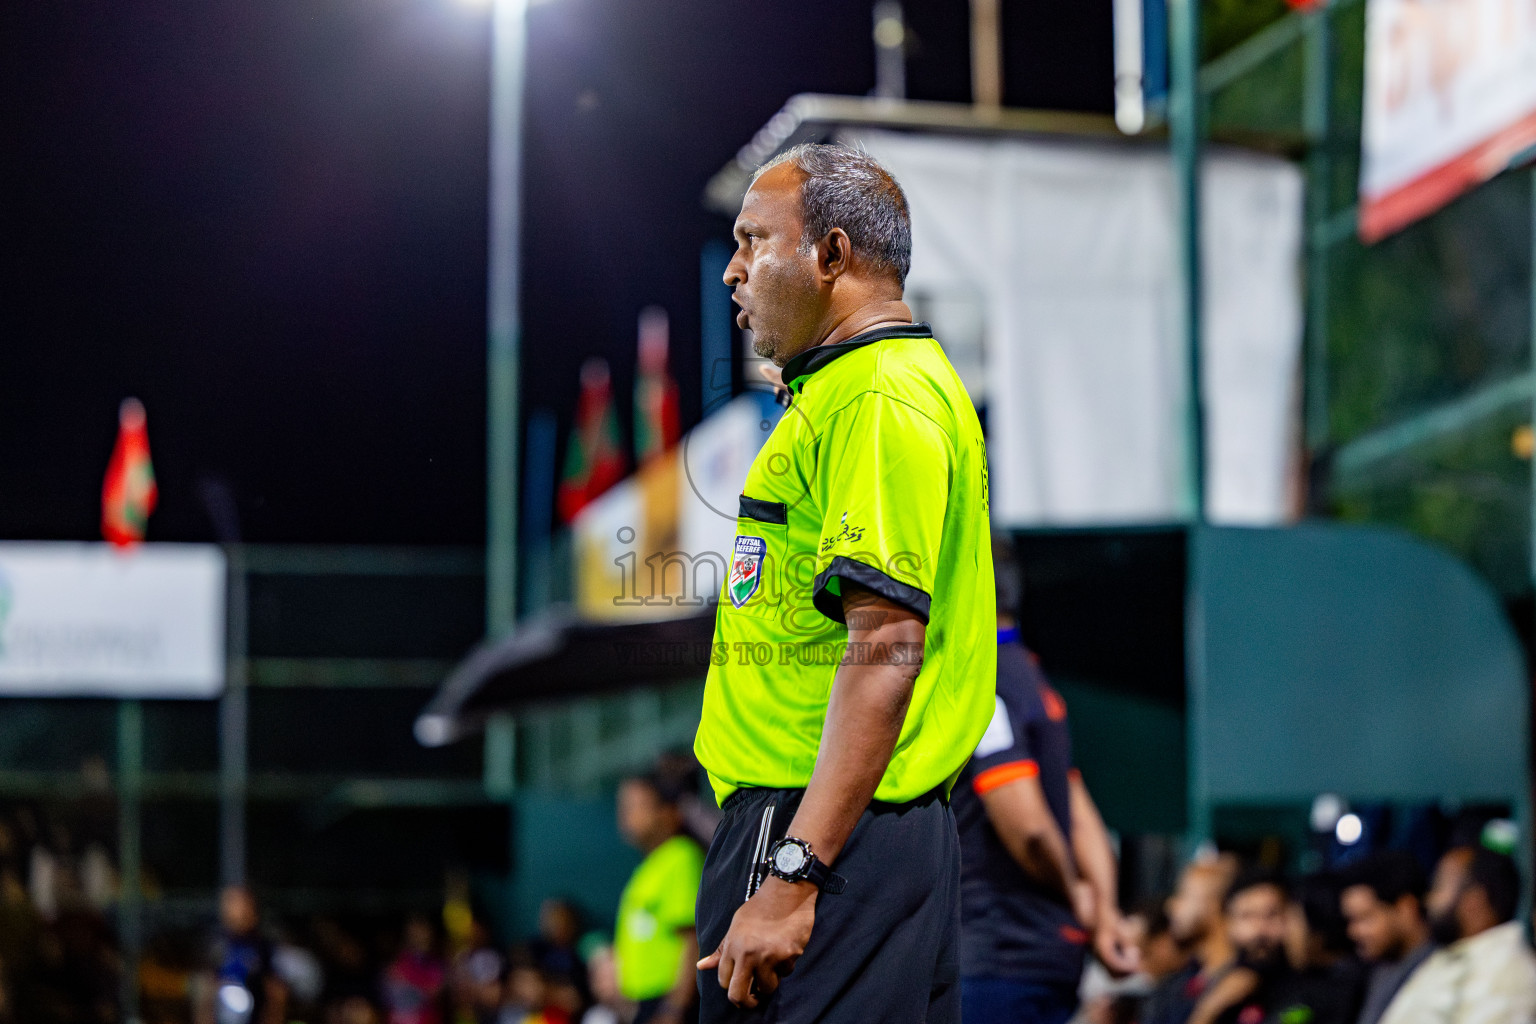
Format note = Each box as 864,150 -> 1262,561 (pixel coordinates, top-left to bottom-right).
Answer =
1077,905 -> 1182,1024
1141,857 -> 1238,1024
650,753 -> 719,848
335,995 -> 384,1024
1138,904 -> 1193,984
1273,873 -> 1362,1024
273,934 -> 326,1020
497,960 -> 568,1024
1178,867 -> 1292,1024
316,917 -> 379,1016
448,921 -> 504,1024
578,945 -> 629,1024
529,900 -> 588,999
382,915 -> 447,1024
613,772 -> 702,1024
197,885 -> 288,1024
140,930 -> 199,1023
1339,851 -> 1433,1024
1378,846 -> 1536,1024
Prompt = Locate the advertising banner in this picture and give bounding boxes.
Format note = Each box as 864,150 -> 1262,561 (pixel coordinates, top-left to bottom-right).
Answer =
0,543 -> 226,697
574,393 -> 778,620
1360,0 -> 1536,241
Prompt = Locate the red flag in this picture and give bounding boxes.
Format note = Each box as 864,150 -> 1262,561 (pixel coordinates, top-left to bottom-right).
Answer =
102,398 -> 158,547
557,359 -> 627,524
634,306 -> 681,465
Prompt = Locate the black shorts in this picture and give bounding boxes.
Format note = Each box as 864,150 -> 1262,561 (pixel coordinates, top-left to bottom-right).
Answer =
695,785 -> 961,1024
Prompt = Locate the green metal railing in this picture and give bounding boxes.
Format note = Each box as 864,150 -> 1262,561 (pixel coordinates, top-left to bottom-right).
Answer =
1197,0 -> 1536,602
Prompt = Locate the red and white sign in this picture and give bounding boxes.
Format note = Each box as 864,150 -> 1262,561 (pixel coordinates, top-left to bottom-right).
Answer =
1360,0 -> 1536,242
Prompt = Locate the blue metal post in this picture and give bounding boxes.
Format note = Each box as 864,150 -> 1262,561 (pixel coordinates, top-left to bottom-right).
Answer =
701,241 -> 733,413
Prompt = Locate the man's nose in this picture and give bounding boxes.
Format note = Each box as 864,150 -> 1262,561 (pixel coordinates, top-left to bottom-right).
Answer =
723,258 -> 744,288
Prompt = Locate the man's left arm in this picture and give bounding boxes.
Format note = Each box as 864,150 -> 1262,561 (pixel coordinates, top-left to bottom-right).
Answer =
1068,771 -> 1139,975
698,585 -> 923,1008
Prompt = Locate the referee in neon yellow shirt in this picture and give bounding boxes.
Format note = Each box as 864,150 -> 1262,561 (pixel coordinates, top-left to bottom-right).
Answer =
616,772 -> 705,1024
694,144 -> 995,1023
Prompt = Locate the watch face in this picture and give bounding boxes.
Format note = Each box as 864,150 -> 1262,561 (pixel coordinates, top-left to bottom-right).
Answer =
772,842 -> 809,876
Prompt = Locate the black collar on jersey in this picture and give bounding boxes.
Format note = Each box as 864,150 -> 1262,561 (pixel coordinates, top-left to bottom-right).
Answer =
781,321 -> 934,393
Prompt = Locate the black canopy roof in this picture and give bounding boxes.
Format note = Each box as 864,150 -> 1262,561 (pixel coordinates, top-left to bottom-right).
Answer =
414,606 -> 717,747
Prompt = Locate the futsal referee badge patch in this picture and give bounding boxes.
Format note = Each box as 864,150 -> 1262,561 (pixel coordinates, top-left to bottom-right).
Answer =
729,536 -> 767,608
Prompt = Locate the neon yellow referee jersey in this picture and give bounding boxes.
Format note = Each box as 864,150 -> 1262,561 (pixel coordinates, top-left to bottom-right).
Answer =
694,322 -> 996,806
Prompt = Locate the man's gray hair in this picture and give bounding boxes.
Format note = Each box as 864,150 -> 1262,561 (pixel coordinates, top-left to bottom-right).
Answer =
752,143 -> 912,286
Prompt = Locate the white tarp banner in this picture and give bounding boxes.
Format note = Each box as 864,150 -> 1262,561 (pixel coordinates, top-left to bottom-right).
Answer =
0,543 -> 226,697
1360,0 -> 1536,241
849,130 -> 1303,528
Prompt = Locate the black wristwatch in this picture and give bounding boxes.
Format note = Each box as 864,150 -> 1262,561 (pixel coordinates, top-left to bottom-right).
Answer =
766,837 -> 846,894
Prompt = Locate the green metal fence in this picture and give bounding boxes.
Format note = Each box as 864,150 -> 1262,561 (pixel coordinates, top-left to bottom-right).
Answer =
1204,0 -> 1536,605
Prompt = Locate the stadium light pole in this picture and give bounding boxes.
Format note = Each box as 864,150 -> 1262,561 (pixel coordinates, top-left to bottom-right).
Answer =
483,0 -> 528,797
487,0 -> 526,641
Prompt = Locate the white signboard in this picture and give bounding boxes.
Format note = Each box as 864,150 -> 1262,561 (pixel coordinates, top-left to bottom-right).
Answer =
0,543 -> 226,697
1360,0 -> 1536,241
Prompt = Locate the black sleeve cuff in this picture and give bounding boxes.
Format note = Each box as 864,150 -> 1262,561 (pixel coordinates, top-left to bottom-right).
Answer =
812,556 -> 932,625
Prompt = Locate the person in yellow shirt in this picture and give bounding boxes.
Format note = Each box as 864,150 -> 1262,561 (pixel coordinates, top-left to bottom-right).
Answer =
615,771 -> 704,1024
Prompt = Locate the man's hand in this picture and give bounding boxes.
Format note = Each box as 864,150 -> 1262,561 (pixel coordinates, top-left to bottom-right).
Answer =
1092,912 -> 1141,978
697,877 -> 817,1008
1187,966 -> 1259,1024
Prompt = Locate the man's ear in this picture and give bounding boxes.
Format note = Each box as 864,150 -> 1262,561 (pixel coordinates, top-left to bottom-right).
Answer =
817,228 -> 853,282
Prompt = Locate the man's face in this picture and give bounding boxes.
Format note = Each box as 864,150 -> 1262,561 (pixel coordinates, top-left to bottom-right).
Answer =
725,163 -> 825,367
1166,864 -> 1225,944
1226,884 -> 1289,969
219,885 -> 258,936
1426,848 -> 1472,944
1342,884 -> 1414,961
617,779 -> 669,850
1141,931 -> 1189,980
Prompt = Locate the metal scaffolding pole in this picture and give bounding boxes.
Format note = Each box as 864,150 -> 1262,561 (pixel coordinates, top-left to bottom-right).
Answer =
220,546 -> 248,887
1530,167 -> 1536,592
1169,0 -> 1205,520
117,699 -> 144,1024
1527,167 -> 1536,905
1303,6 -> 1334,455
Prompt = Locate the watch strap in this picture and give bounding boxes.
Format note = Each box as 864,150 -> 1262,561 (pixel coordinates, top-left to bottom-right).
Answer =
807,858 -> 847,894
767,837 -> 847,894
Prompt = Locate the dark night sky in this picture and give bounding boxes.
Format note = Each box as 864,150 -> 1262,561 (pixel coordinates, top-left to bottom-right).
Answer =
1,0 -> 1110,546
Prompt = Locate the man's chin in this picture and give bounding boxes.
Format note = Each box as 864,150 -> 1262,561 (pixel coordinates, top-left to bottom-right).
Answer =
1237,945 -> 1286,974
748,331 -> 777,363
